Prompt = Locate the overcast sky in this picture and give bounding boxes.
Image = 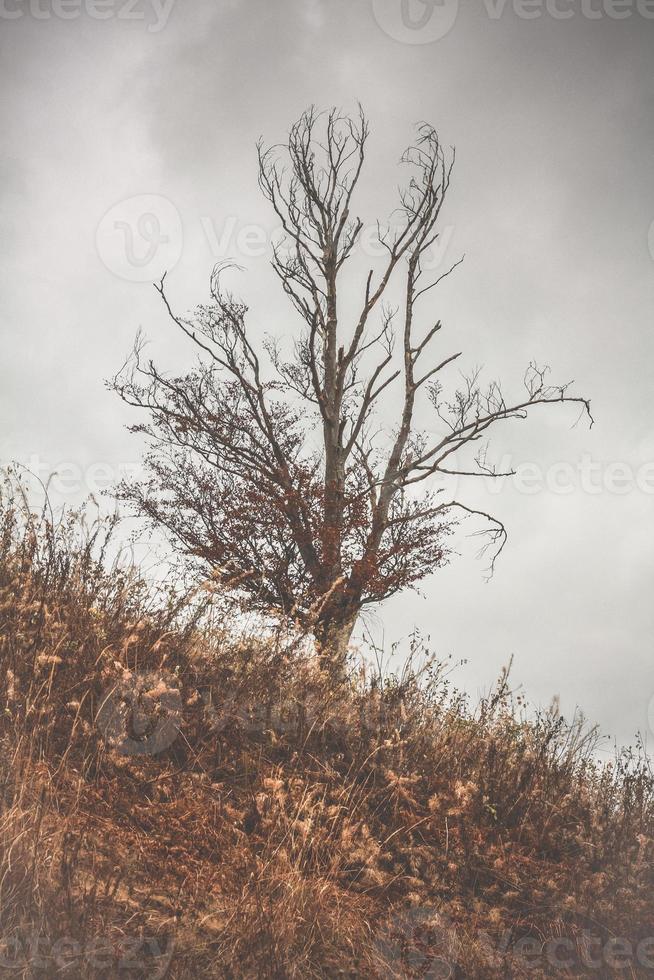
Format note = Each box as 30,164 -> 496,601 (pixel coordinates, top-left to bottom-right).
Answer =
1,0 -> 653,747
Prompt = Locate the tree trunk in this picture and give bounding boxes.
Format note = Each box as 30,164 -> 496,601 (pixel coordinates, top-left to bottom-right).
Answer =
314,607 -> 358,681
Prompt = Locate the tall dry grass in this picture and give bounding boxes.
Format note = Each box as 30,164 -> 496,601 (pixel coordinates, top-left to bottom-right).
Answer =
0,471 -> 652,978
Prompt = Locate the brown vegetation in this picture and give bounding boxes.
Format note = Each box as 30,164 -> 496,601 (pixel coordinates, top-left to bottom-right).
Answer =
1,476 -> 652,978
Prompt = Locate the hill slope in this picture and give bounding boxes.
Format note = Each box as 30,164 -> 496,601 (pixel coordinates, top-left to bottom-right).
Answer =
1,480 -> 652,978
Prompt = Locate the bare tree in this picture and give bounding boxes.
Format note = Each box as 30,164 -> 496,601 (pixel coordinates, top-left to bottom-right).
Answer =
111,106 -> 592,675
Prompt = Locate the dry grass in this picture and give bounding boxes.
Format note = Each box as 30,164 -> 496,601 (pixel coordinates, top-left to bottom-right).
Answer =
0,472 -> 652,978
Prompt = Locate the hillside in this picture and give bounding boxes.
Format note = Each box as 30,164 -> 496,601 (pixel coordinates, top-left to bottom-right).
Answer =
1,477 -> 652,979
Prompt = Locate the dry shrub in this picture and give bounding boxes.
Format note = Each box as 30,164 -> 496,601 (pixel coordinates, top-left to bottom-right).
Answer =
0,472 -> 652,978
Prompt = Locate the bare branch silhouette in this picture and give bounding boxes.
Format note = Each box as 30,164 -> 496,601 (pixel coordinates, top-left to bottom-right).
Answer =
110,106 -> 592,676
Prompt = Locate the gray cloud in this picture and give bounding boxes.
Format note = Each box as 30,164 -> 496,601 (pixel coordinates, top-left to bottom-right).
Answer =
1,0 -> 653,747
